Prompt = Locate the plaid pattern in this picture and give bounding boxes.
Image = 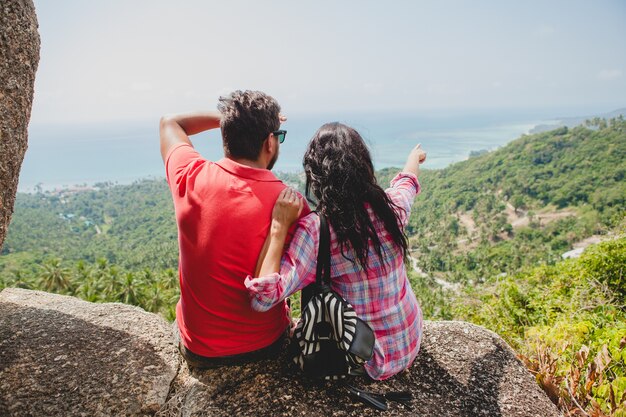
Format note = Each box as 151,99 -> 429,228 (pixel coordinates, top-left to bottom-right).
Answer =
245,173 -> 423,380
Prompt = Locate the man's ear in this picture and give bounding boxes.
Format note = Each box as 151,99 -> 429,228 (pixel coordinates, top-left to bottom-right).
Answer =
265,133 -> 276,154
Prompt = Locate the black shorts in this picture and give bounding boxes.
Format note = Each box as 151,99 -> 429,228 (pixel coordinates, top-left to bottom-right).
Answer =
172,321 -> 288,369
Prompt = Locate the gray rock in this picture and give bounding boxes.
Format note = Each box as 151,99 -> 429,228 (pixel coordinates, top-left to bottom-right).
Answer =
0,0 -> 40,250
0,288 -> 181,416
159,321 -> 561,417
0,289 -> 560,416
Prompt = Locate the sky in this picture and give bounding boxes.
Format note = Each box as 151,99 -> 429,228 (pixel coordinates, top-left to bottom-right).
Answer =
31,0 -> 626,124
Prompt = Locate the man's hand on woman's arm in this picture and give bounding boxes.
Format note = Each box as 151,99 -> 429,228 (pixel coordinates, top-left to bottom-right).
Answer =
159,111 -> 222,162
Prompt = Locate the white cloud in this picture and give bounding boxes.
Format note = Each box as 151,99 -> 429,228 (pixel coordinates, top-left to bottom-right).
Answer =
29,1 -> 626,123
106,90 -> 125,99
130,82 -> 153,92
426,83 -> 463,96
184,90 -> 202,99
598,69 -> 622,80
214,87 -> 237,98
363,82 -> 383,95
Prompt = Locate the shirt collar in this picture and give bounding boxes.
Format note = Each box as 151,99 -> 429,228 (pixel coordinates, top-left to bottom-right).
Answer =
215,158 -> 282,182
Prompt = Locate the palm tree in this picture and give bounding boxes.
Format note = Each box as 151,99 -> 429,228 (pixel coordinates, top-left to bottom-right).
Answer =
40,258 -> 71,293
10,270 -> 33,289
144,283 -> 164,313
164,268 -> 178,290
118,272 -> 140,305
99,264 -> 120,302
74,261 -> 100,302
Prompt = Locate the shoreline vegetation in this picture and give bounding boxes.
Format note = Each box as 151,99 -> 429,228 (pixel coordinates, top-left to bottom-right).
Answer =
2,118 -> 625,415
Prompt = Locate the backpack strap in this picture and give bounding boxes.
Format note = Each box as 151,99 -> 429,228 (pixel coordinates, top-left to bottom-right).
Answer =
301,213 -> 331,306
316,214 -> 331,288
345,383 -> 414,411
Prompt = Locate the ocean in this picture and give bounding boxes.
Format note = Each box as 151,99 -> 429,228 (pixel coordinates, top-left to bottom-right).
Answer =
18,110 -> 552,192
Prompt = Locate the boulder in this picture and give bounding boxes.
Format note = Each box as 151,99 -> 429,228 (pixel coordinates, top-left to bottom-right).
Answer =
0,288 -> 180,416
0,0 -> 40,249
160,322 -> 560,417
0,288 -> 560,416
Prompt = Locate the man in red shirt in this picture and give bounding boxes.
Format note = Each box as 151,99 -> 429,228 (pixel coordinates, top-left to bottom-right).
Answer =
160,90 -> 307,368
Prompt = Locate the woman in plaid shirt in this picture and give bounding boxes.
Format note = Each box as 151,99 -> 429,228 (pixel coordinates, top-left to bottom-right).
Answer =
245,123 -> 426,380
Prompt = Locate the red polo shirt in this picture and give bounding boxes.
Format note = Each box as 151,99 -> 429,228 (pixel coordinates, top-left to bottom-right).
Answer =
166,143 -> 305,357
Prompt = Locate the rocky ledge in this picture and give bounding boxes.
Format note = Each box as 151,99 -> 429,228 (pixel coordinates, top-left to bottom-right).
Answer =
0,288 -> 560,416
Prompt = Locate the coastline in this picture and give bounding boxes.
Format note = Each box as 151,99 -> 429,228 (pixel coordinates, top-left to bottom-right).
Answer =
15,112 -> 586,193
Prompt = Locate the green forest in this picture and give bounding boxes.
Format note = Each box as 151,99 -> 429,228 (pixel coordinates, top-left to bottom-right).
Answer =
1,118 -> 625,416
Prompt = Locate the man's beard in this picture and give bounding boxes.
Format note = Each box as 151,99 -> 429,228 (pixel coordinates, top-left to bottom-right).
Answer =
267,150 -> 278,170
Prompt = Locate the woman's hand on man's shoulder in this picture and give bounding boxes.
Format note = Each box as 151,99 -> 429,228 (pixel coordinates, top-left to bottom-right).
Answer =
271,187 -> 304,231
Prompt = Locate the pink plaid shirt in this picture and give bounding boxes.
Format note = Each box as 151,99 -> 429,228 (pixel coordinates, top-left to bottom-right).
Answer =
245,173 -> 423,380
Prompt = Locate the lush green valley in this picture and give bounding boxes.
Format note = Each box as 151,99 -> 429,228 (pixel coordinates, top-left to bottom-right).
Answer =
404,117 -> 624,285
1,118 -> 625,415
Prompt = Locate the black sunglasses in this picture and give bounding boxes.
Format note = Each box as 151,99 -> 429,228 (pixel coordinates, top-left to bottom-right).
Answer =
272,130 -> 287,143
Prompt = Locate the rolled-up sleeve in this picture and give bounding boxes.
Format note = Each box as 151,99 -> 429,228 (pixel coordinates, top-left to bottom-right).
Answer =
386,173 -> 420,228
245,214 -> 319,311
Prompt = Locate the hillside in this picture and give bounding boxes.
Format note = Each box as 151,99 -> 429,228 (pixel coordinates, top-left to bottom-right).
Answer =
531,107 -> 626,133
453,237 -> 625,416
2,180 -> 178,270
2,118 -> 624,288
2,118 -> 625,298
402,117 -> 625,284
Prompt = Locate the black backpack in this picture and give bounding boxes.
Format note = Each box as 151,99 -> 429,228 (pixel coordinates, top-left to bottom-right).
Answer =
290,214 -> 376,380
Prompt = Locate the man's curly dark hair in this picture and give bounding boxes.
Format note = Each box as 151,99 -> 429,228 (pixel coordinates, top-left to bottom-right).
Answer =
217,90 -> 281,161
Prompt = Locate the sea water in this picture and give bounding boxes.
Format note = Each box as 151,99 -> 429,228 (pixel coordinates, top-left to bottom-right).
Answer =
18,110 -> 549,192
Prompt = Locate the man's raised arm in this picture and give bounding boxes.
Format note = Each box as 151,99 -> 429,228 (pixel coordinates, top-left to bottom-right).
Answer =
159,111 -> 222,162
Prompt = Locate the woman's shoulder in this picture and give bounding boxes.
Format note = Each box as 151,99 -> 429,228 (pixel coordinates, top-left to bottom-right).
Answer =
297,211 -> 320,231
287,212 -> 321,253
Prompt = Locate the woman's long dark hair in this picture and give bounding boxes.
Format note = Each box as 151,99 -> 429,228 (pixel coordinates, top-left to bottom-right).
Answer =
303,122 -> 409,271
